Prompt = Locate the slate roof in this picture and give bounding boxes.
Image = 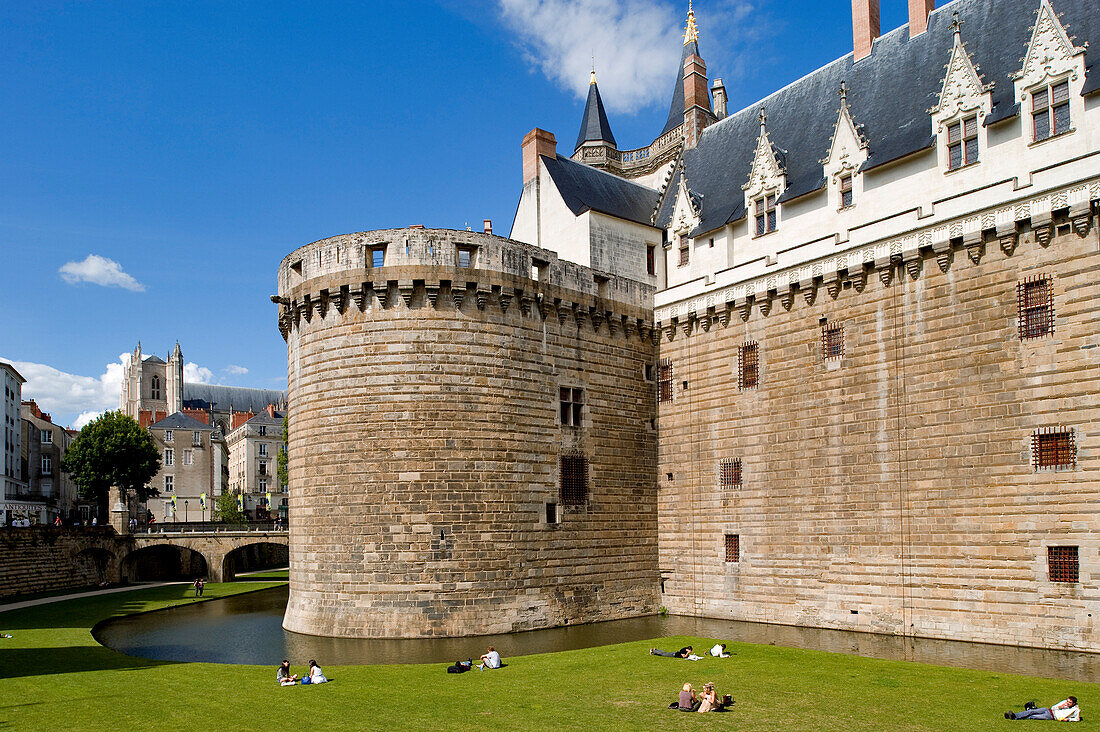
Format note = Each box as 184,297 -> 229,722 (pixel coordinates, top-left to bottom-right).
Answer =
542,154 -> 660,227
660,40 -> 700,137
575,80 -> 617,151
650,0 -> 1097,236
149,412 -> 213,431
182,384 -> 287,413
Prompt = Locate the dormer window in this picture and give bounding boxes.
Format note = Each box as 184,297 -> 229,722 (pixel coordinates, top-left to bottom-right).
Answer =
754,194 -> 777,236
946,116 -> 978,170
839,175 -> 853,208
678,236 -> 689,267
1032,81 -> 1070,142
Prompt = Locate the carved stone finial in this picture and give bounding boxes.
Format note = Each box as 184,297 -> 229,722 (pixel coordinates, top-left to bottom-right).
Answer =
951,10 -> 961,39
684,0 -> 698,45
839,81 -> 848,102
758,107 -> 767,132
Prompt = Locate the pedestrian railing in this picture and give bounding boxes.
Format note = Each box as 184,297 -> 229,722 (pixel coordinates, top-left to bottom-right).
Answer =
132,521 -> 287,535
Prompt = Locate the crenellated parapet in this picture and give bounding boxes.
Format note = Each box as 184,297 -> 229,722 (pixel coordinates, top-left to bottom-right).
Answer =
275,228 -> 656,342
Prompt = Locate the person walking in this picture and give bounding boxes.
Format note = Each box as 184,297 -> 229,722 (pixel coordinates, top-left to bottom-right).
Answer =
193,578 -> 205,597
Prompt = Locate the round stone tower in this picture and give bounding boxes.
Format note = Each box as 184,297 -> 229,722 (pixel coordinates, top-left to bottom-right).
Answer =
275,228 -> 659,638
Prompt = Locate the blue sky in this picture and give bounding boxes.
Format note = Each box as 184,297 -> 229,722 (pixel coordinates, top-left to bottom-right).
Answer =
0,0 -> 916,428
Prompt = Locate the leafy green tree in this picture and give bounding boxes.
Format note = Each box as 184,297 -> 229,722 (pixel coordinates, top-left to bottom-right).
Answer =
214,491 -> 246,524
61,411 -> 161,520
277,413 -> 289,489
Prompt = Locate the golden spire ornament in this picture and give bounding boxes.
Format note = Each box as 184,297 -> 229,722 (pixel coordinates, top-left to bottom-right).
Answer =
684,0 -> 699,45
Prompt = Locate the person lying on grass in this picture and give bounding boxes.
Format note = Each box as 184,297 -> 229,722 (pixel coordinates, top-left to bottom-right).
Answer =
709,643 -> 730,658
651,645 -> 693,658
277,660 -> 299,686
1004,696 -> 1079,721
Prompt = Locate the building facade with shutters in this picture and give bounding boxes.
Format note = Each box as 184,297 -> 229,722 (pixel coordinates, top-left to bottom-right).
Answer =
276,0 -> 1098,648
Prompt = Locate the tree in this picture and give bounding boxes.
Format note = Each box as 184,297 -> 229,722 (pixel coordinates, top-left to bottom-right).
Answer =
61,411 -> 161,520
214,491 -> 246,524
277,413 -> 289,489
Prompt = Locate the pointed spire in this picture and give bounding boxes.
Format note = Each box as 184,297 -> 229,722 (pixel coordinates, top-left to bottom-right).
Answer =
684,0 -> 698,45
574,69 -> 617,152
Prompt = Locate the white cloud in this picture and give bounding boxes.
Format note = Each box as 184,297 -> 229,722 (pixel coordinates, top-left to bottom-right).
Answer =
1,354 -> 129,428
497,0 -> 762,116
59,254 -> 146,292
184,362 -> 213,384
224,365 -> 249,376
74,410 -> 106,429
499,0 -> 682,113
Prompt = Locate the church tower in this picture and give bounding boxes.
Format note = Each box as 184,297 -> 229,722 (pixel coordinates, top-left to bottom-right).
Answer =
166,341 -> 184,414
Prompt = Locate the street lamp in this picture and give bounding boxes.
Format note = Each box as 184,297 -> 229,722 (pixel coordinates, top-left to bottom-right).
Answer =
184,500 -> 189,523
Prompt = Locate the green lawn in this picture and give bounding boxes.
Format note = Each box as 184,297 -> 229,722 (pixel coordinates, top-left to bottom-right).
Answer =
0,580 -> 1094,731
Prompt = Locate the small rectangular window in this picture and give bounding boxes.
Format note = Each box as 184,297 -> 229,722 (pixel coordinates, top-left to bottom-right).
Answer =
559,387 -> 584,427
646,245 -> 656,276
42,430 -> 53,445
738,342 -> 759,389
165,449 -> 174,467
41,456 -> 51,475
457,245 -> 477,268
192,431 -> 202,446
183,449 -> 193,466
259,479 -> 268,492
559,455 -> 588,506
754,194 -> 777,235
678,236 -> 689,267
532,258 -> 549,281
839,174 -> 853,208
658,359 -> 673,403
1032,428 -> 1076,470
947,115 -> 978,169
259,443 -> 268,456
644,364 -> 655,382
259,426 -> 267,437
259,461 -> 268,475
724,534 -> 740,563
719,458 -> 742,489
164,475 -> 174,492
822,323 -> 844,360
1048,546 -> 1079,583
368,245 -> 386,268
545,502 -> 559,524
164,430 -> 173,443
1018,275 -> 1054,339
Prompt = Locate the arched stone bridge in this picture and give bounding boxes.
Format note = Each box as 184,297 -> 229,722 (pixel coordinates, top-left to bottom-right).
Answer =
126,527 -> 289,582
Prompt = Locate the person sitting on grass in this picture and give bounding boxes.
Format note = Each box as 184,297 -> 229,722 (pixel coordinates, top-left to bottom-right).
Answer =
1005,696 -> 1078,721
302,659 -> 328,685
709,643 -> 730,658
477,646 -> 502,670
677,683 -> 700,711
651,645 -> 693,658
698,682 -> 729,713
276,660 -> 298,686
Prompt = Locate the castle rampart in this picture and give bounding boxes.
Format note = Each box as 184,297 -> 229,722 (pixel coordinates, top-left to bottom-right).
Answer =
276,228 -> 659,638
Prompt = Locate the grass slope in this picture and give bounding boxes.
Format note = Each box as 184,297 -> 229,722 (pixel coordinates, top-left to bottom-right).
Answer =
0,580 -> 1095,731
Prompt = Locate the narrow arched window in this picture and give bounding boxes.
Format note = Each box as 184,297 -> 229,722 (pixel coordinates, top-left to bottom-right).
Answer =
151,375 -> 161,400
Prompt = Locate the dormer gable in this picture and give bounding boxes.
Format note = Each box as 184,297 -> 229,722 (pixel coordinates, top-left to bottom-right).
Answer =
1013,0 -> 1086,92
671,173 -> 701,236
822,82 -> 868,209
742,109 -> 786,202
931,16 -> 992,125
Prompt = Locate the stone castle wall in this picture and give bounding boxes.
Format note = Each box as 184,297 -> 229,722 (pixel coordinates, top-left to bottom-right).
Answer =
655,215 -> 1099,652
0,528 -> 122,598
277,229 -> 659,638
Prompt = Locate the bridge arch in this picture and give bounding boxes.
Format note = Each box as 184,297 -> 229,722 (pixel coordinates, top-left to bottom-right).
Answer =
121,544 -> 210,583
221,541 -> 289,582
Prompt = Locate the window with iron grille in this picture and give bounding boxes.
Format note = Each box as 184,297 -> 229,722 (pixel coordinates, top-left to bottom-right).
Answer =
1032,81 -> 1070,142
1032,427 -> 1076,470
839,174 -> 853,208
559,455 -> 588,506
738,342 -> 759,389
1017,275 -> 1054,339
559,387 -> 584,427
724,534 -> 740,563
658,359 -> 673,403
719,458 -> 742,489
1048,546 -> 1079,583
678,236 -> 689,267
947,115 -> 978,169
822,323 -> 844,360
754,194 -> 777,236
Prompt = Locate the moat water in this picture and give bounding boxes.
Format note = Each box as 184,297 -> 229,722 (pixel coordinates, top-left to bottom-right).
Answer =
94,585 -> 1099,679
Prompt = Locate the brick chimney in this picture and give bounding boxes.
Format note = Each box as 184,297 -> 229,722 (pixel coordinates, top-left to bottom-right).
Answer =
851,0 -> 880,61
683,53 -> 713,148
483,219 -> 493,235
909,0 -> 934,37
711,78 -> 727,120
522,129 -> 556,186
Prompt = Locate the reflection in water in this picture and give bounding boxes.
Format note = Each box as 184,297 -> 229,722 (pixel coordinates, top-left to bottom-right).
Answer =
95,586 -> 1099,678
